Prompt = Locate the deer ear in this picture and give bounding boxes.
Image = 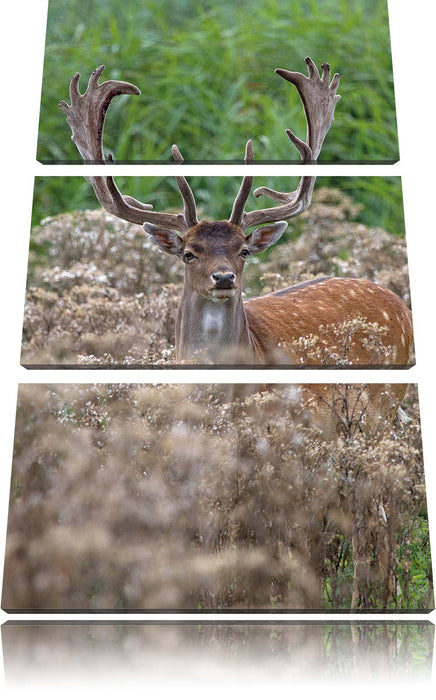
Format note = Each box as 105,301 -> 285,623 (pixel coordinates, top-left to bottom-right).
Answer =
143,222 -> 184,256
245,221 -> 288,254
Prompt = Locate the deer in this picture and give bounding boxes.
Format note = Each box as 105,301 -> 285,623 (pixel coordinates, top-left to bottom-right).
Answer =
58,60 -> 413,371
59,58 -> 414,609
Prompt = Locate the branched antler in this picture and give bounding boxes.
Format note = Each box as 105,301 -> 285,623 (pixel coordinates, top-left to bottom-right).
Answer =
276,57 -> 341,162
230,57 -> 341,230
59,66 -> 197,232
59,65 -> 140,162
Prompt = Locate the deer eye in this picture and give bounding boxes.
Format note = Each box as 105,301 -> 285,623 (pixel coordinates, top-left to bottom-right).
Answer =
184,251 -> 197,263
240,248 -> 250,259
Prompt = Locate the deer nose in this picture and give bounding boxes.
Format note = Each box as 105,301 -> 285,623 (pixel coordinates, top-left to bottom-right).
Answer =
211,271 -> 236,289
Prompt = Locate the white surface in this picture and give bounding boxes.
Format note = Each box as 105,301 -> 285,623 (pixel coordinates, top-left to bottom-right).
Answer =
0,0 -> 435,696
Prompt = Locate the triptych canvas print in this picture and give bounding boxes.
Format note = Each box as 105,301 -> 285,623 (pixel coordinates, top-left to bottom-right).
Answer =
1,0 -> 434,691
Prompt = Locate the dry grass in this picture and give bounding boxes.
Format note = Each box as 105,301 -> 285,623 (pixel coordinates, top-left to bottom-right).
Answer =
3,383 -> 431,611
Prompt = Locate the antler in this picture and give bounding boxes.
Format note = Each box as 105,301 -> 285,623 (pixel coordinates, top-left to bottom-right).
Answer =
60,60 -> 339,234
230,57 -> 341,231
59,65 -> 198,233
229,139 -> 254,225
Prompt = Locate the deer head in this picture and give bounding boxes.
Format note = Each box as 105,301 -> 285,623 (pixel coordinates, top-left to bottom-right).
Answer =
144,218 -> 288,300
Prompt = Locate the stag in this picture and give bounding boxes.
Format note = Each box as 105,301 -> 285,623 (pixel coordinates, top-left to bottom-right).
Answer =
59,59 -> 412,372
60,59 -> 413,609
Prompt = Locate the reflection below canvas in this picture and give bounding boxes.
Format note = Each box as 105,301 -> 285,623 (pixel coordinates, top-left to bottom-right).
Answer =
2,622 -> 434,688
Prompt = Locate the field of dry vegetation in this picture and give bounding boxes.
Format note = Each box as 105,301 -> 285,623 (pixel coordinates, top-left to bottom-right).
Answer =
22,187 -> 412,366
7,185 -> 430,611
2,381 -> 431,612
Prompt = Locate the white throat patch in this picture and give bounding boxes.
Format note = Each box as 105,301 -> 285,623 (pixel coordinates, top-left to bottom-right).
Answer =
202,305 -> 226,339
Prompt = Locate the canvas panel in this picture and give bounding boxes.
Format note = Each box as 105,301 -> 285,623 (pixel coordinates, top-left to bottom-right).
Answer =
38,0 -> 399,164
22,176 -> 413,369
2,383 -> 432,612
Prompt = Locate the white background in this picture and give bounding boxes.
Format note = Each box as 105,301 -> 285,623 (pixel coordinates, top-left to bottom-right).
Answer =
0,0 -> 435,697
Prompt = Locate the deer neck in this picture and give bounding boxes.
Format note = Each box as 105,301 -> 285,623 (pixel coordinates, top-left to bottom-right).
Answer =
175,285 -> 255,363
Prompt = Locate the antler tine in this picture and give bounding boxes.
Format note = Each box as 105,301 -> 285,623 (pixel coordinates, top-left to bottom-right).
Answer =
239,57 -> 340,231
86,175 -> 187,232
242,177 -> 316,229
60,66 -> 191,233
229,140 -> 254,226
172,145 -> 199,228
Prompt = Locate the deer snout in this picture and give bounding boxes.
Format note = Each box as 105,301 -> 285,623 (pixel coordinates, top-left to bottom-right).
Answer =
211,271 -> 236,289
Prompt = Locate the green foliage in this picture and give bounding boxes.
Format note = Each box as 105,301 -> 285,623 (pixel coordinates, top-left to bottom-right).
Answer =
31,175 -> 405,235
39,0 -> 398,163
322,515 -> 433,611
397,514 -> 433,610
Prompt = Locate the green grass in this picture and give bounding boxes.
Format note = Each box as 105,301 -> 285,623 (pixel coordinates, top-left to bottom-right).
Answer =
322,513 -> 433,610
31,175 -> 405,236
38,0 -> 398,163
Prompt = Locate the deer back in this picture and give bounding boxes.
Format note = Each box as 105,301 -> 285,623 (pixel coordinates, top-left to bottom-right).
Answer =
244,277 -> 413,367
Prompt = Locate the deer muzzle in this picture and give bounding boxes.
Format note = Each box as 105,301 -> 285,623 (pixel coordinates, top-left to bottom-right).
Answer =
212,271 -> 236,289
209,271 -> 237,300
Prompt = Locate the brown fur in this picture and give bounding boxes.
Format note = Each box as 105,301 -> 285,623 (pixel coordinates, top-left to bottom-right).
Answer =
245,277 -> 413,367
